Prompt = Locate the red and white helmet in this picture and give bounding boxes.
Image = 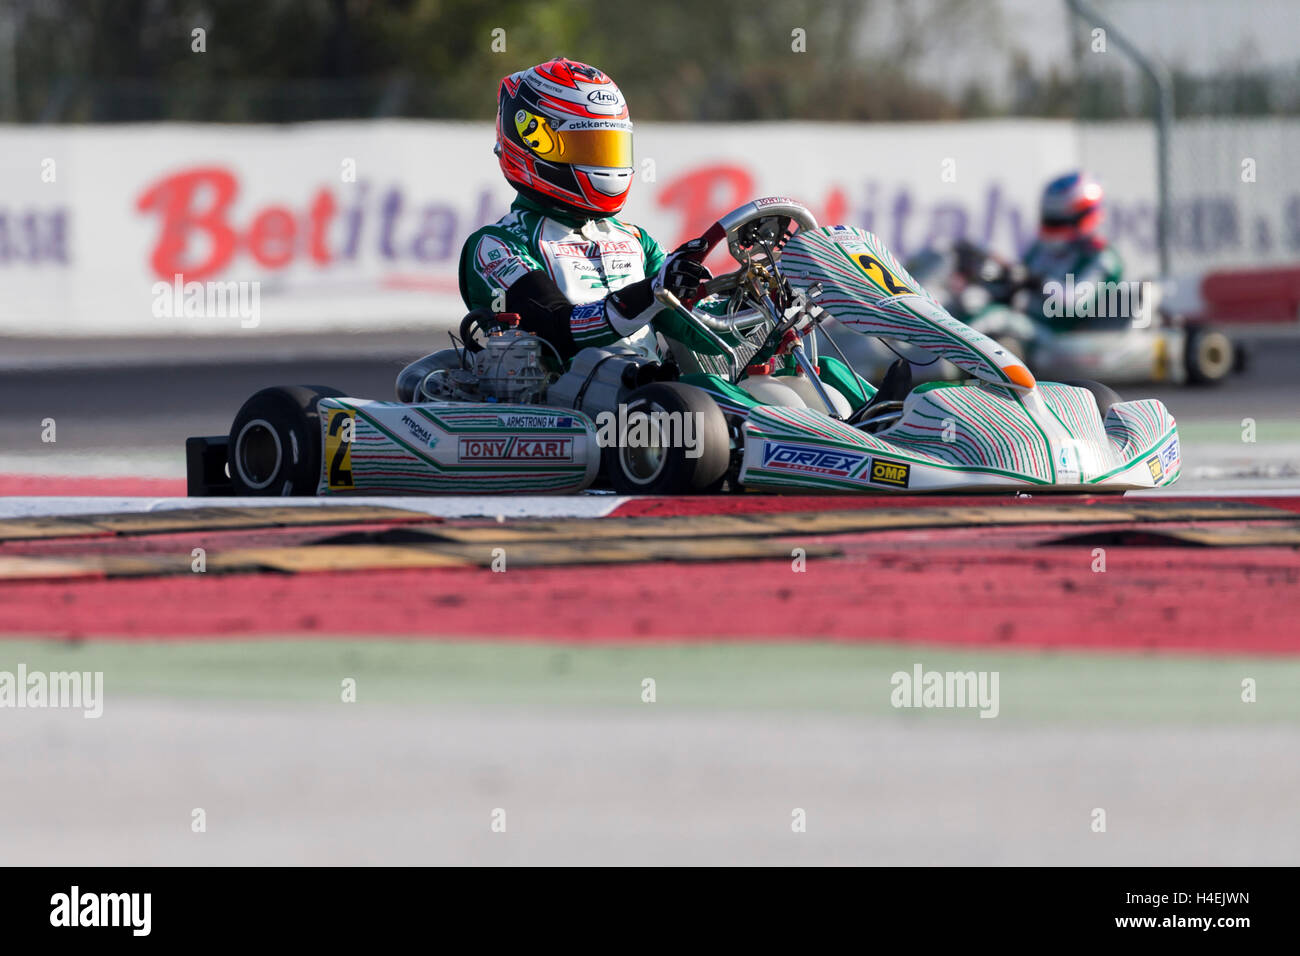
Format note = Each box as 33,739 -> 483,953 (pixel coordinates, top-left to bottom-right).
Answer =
495,59 -> 634,218
1040,171 -> 1105,242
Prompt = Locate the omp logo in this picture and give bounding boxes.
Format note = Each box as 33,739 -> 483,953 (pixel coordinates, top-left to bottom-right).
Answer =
761,442 -> 865,477
399,413 -> 437,448
869,458 -> 911,487
459,437 -> 573,461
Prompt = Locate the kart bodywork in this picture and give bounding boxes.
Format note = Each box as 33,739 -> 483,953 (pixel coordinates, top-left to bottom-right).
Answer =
739,382 -> 1180,492
735,226 -> 1180,492
313,400 -> 599,495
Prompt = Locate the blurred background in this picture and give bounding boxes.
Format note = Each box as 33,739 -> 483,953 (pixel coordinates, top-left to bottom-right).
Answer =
6,0 -> 1300,326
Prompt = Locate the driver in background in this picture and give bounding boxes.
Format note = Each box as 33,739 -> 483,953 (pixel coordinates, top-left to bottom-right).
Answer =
1015,171 -> 1126,331
459,58 -> 724,364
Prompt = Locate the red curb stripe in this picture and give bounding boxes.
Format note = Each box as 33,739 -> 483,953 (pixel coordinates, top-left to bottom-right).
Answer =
2,543 -> 1297,652
607,494 -> 1300,518
0,475 -> 187,497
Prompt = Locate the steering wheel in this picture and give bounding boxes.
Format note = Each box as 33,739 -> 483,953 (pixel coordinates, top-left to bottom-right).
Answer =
674,197 -> 819,306
649,198 -> 823,383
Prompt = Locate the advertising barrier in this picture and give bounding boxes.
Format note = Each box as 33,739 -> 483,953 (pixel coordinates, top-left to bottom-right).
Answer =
1,119 -> 1295,337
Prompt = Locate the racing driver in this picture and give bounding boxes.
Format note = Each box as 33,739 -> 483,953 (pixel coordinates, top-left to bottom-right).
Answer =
1015,171 -> 1126,330
458,58 -> 723,364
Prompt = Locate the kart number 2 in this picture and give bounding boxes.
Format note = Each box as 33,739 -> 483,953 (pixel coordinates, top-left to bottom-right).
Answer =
325,408 -> 355,490
854,254 -> 910,296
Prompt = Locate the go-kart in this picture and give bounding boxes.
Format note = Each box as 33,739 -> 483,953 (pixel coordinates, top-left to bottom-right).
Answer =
891,238 -> 1242,387
186,198 -> 1181,497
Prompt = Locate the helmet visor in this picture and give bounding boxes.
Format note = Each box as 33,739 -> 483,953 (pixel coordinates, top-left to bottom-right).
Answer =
1041,212 -> 1085,229
515,110 -> 632,168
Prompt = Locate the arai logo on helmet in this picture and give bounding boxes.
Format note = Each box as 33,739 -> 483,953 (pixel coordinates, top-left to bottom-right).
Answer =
587,89 -> 622,106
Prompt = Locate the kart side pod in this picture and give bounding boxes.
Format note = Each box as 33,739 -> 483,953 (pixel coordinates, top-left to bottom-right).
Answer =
188,386 -> 603,497
311,397 -> 602,495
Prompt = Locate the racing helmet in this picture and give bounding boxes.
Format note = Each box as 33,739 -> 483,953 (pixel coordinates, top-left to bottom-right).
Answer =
495,58 -> 634,219
1039,171 -> 1104,242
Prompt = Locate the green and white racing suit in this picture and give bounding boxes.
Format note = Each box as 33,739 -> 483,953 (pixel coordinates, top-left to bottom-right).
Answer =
1019,236 -> 1125,331
458,194 -> 726,363
457,194 -> 873,415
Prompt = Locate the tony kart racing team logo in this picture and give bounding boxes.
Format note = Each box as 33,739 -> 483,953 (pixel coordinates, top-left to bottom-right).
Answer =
459,437 -> 574,462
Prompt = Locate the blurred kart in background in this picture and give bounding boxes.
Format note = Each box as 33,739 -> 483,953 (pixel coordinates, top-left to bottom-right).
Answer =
887,239 -> 1246,387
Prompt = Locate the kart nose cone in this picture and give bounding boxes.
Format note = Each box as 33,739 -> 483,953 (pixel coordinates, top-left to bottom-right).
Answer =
1003,365 -> 1036,389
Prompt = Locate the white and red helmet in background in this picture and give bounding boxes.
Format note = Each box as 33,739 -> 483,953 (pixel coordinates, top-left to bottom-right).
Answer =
495,58 -> 634,218
1039,170 -> 1105,243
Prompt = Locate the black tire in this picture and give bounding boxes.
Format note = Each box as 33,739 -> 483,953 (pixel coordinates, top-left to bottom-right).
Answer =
227,385 -> 346,496
1185,326 -> 1236,385
1060,379 -> 1123,420
603,382 -> 730,495
1234,341 -> 1250,374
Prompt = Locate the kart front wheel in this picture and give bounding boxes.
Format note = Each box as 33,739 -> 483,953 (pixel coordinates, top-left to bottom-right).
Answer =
604,382 -> 730,495
228,385 -> 345,495
1185,327 -> 1235,385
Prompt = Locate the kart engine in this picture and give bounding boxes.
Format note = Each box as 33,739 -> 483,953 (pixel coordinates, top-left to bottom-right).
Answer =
472,327 -> 550,403
401,325 -> 552,405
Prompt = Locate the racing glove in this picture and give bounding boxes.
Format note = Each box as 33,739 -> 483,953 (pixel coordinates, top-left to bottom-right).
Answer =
606,239 -> 714,328
654,239 -> 714,304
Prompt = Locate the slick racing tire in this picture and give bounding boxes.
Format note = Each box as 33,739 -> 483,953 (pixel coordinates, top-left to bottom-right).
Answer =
1060,379 -> 1122,420
228,385 -> 346,496
604,382 -> 730,495
1185,326 -> 1236,385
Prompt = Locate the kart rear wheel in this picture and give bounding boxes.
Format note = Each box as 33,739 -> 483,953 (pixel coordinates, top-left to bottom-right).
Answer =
604,382 -> 730,495
1185,327 -> 1236,385
1060,379 -> 1122,420
228,385 -> 345,496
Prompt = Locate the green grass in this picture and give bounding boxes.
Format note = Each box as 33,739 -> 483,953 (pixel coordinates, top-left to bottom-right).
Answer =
2,638 -> 1297,724
1177,418 -> 1300,444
